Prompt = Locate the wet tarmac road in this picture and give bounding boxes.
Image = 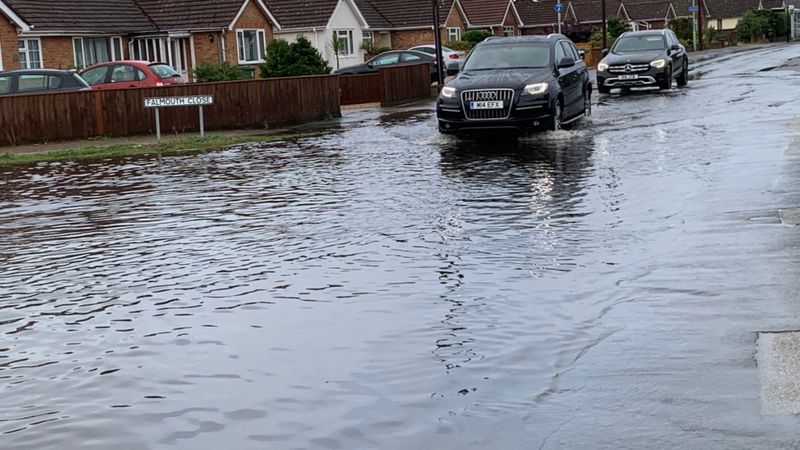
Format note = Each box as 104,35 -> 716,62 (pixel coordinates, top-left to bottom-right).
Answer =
2,44 -> 800,449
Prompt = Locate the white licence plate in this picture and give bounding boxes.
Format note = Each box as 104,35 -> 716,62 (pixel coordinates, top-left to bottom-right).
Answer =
470,101 -> 504,109
618,74 -> 639,80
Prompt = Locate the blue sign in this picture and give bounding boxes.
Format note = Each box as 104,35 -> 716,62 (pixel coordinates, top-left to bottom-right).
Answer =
688,5 -> 700,12
554,3 -> 565,13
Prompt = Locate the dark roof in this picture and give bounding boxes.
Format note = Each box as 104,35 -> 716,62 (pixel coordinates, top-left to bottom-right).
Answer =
517,0 -> 580,26
569,0 -> 626,24
266,0 -> 339,29
459,0 -> 513,26
3,0 -> 156,33
354,0 -> 452,29
703,0 -> 760,18
135,0 -> 258,31
622,0 -> 674,20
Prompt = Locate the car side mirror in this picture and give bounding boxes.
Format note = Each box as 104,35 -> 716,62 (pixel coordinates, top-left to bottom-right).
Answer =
601,49 -> 609,57
557,57 -> 576,69
578,50 -> 586,60
670,44 -> 681,52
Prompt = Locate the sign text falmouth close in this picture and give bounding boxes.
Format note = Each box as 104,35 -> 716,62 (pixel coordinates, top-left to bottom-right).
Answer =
144,96 -> 214,108
144,95 -> 214,143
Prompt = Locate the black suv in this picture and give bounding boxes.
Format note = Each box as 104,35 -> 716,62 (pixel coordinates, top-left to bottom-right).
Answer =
596,30 -> 688,93
437,35 -> 591,136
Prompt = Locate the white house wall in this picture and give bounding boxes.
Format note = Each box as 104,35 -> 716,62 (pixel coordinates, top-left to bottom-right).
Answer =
273,0 -> 367,69
326,0 -> 367,68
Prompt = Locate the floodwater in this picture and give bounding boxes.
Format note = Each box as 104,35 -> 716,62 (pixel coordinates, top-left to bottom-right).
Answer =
2,44 -> 800,449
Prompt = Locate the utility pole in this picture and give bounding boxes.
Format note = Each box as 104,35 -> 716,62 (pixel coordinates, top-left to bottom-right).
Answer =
698,3 -> 704,51
692,0 -> 698,51
432,0 -> 444,88
601,0 -> 607,49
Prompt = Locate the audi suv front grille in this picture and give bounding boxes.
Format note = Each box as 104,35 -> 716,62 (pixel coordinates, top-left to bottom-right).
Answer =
608,64 -> 650,73
461,89 -> 514,120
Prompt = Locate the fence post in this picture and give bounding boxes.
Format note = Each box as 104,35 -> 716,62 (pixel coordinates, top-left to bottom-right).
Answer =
379,69 -> 387,107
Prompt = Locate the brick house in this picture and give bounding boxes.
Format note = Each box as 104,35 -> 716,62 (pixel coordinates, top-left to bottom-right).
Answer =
454,0 -> 524,37
0,0 -> 281,80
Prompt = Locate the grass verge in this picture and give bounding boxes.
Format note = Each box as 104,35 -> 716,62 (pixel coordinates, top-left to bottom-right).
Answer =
0,132 -> 322,167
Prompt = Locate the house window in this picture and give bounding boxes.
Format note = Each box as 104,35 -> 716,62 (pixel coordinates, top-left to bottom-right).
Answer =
73,37 -> 123,69
503,26 -> 516,37
18,39 -> 42,69
334,30 -> 354,56
237,29 -> 266,64
362,31 -> 373,48
447,27 -> 461,41
132,38 -> 168,62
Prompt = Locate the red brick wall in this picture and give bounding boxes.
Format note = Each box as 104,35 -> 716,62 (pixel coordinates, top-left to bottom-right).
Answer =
0,17 -> 18,70
193,31 -> 224,66
442,5 -> 466,42
42,37 -> 74,69
390,30 -> 435,50
224,0 -> 274,66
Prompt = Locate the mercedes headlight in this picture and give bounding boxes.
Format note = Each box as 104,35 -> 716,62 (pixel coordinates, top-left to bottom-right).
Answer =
523,82 -> 549,95
441,86 -> 456,98
650,59 -> 667,69
597,62 -> 609,72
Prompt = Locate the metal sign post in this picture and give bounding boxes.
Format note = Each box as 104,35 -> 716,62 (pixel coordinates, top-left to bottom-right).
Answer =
144,95 -> 214,145
555,1 -> 564,34
690,1 -> 698,52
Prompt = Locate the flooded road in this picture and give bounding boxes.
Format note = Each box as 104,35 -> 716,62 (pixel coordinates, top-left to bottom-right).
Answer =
2,44 -> 800,449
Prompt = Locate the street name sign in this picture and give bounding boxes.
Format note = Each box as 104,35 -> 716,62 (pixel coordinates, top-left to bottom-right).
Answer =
554,3 -> 564,13
144,95 -> 213,108
143,95 -> 214,143
688,5 -> 700,12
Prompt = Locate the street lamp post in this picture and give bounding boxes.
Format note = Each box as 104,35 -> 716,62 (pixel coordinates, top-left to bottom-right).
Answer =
601,0 -> 607,49
692,0 -> 698,51
432,0 -> 445,88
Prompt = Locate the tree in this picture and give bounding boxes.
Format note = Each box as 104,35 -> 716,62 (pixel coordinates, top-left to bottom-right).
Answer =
462,30 -> 493,46
260,37 -> 332,78
736,10 -> 772,42
330,33 -> 346,70
607,17 -> 628,41
669,18 -> 693,42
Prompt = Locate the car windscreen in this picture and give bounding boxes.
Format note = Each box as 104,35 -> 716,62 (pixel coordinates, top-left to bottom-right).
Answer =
462,43 -> 551,71
149,64 -> 180,79
612,35 -> 666,53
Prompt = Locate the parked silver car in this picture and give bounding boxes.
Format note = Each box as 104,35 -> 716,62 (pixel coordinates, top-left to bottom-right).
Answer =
409,45 -> 465,72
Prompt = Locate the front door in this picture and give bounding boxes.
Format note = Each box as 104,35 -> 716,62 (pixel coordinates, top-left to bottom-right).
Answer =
169,38 -> 189,82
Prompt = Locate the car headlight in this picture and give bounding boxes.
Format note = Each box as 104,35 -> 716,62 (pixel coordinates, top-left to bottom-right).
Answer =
597,62 -> 609,72
523,82 -> 549,95
440,86 -> 456,98
650,59 -> 667,69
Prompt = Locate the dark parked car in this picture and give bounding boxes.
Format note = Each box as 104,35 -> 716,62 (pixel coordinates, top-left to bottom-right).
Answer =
334,50 -> 438,81
436,34 -> 591,136
596,29 -> 688,94
0,69 -> 90,96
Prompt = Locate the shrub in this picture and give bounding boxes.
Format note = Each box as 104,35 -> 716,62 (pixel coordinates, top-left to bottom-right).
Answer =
462,30 -> 493,45
194,61 -> 247,82
563,24 -> 594,43
444,40 -> 473,51
590,18 -> 629,48
736,10 -> 772,42
360,41 -> 390,57
669,18 -> 693,42
260,36 -> 332,78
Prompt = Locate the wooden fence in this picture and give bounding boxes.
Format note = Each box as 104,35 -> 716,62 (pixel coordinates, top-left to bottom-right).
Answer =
0,75 -> 341,146
339,63 -> 433,107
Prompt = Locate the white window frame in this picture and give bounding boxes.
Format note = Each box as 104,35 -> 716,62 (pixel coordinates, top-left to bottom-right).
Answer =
503,26 -> 515,37
447,27 -> 461,41
132,37 -> 168,63
236,29 -> 266,64
362,30 -> 373,48
334,30 -> 354,57
73,36 -> 123,69
18,38 -> 43,69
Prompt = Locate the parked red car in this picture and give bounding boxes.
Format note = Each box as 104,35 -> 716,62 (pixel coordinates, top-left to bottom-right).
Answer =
79,61 -> 184,90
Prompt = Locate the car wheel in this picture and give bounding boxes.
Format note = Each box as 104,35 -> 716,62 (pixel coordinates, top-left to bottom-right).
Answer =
659,65 -> 673,90
584,88 -> 592,117
677,61 -> 689,87
549,98 -> 563,131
